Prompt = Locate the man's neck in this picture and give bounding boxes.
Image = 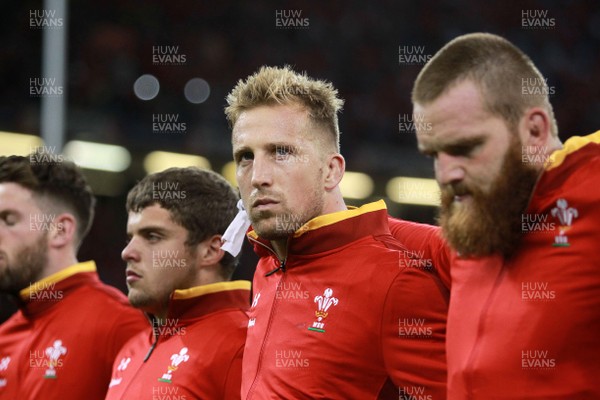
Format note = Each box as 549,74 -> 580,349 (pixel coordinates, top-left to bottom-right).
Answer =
271,239 -> 288,261
39,253 -> 80,281
538,137 -> 563,170
545,136 -> 563,152
149,301 -> 170,322
268,196 -> 349,261
152,269 -> 225,320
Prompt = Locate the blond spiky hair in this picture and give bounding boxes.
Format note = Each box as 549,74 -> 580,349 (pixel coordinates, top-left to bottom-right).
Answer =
225,65 -> 344,151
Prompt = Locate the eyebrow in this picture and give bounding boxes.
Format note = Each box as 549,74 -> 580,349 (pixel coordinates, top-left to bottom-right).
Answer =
233,142 -> 300,160
126,225 -> 170,237
420,135 -> 486,153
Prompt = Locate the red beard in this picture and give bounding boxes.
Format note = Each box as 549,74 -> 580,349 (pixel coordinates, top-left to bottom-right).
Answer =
438,138 -> 540,258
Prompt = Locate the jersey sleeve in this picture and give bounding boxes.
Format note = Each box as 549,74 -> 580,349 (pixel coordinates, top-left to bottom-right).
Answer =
382,265 -> 449,399
388,216 -> 452,289
222,345 -> 244,400
105,307 -> 147,367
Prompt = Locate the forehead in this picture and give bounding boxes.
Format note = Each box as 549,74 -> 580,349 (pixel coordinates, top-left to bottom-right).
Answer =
232,103 -> 310,145
0,182 -> 38,210
414,80 -> 495,147
127,204 -> 180,230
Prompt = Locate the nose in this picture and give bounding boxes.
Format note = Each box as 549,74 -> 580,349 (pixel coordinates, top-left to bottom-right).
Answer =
121,238 -> 140,263
435,153 -> 466,186
250,154 -> 273,188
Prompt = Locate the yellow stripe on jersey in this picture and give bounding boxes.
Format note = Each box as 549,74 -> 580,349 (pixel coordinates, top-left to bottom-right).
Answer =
20,261 -> 97,300
547,131 -> 600,171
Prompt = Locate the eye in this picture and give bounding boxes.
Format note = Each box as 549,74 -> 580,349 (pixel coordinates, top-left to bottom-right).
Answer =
276,146 -> 291,156
146,233 -> 162,243
0,212 -> 18,227
236,151 -> 254,164
446,145 -> 475,157
420,150 -> 437,160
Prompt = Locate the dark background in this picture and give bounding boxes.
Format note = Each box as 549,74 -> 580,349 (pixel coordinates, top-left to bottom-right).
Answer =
2,0 -> 599,321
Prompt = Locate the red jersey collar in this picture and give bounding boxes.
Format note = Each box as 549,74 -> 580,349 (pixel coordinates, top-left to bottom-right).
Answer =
247,200 -> 392,258
533,130 -> 600,199
163,280 -> 251,322
17,261 -> 98,317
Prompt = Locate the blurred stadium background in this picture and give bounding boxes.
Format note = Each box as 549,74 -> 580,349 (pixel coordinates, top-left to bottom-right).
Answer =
2,0 -> 599,321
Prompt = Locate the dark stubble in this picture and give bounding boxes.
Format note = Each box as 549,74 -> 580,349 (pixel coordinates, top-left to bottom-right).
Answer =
0,232 -> 49,295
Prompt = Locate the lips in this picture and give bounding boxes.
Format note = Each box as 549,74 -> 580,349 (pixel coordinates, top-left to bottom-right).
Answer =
442,184 -> 471,203
252,197 -> 278,210
125,269 -> 142,284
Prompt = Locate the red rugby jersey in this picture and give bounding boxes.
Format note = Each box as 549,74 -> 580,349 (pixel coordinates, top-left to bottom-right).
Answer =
242,201 -> 449,400
0,261 -> 146,400
390,131 -> 600,399
104,281 -> 250,400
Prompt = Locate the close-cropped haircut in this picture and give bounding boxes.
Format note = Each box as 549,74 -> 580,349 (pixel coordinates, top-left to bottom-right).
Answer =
126,167 -> 240,278
0,152 -> 96,246
225,65 -> 345,151
412,32 -> 558,136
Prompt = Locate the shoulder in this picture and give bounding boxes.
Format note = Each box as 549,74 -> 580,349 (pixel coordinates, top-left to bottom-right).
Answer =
544,131 -> 600,186
388,216 -> 441,242
111,329 -> 149,359
188,308 -> 248,344
73,278 -> 133,311
65,280 -> 146,334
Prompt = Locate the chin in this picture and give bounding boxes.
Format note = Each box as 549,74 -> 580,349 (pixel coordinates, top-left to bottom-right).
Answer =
127,291 -> 148,308
253,222 -> 288,240
255,228 -> 289,241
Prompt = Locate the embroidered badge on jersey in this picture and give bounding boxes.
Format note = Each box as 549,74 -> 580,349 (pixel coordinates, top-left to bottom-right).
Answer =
550,198 -> 578,247
308,288 -> 338,333
108,357 -> 131,388
43,340 -> 67,379
248,293 -> 260,328
0,356 -> 10,387
158,348 -> 189,383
